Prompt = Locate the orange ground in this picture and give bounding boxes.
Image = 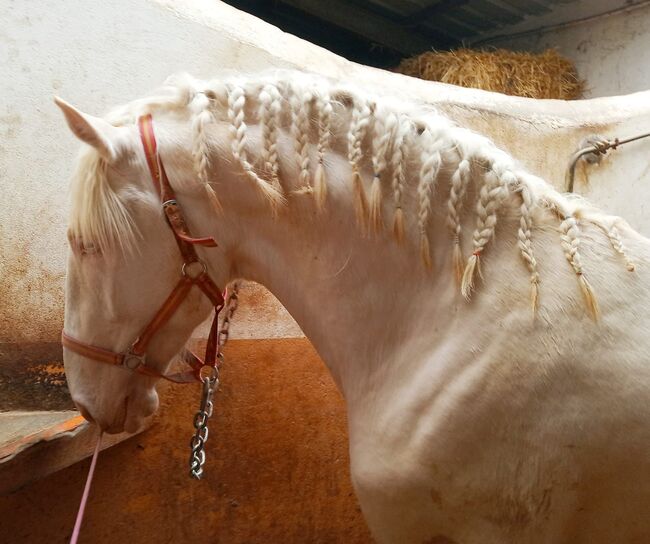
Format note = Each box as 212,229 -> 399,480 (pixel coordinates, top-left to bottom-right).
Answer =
0,339 -> 373,543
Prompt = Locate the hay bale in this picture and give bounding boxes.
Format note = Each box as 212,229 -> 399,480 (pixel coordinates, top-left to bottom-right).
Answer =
395,48 -> 584,100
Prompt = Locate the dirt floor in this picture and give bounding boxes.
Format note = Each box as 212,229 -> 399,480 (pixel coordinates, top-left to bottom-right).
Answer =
0,338 -> 373,543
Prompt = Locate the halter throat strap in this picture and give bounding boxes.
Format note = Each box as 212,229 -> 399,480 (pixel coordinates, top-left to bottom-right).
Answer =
61,114 -> 224,384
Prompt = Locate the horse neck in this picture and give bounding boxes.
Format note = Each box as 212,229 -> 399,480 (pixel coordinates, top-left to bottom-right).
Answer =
200,164 -> 521,405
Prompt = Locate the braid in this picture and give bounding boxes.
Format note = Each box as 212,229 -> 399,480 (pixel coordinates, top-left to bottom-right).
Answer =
515,180 -> 541,316
291,88 -> 314,194
227,84 -> 285,208
191,92 -> 221,212
258,83 -> 282,190
370,110 -> 397,232
589,220 -> 636,272
461,162 -> 508,299
204,75 -> 625,322
314,91 -> 333,210
390,118 -> 410,242
417,133 -> 443,269
559,215 -> 600,320
446,156 -> 471,284
347,98 -> 372,229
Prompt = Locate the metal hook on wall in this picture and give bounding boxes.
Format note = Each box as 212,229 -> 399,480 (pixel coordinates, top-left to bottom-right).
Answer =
566,131 -> 650,193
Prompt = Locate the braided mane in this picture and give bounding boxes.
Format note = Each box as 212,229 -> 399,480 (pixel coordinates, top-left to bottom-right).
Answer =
74,70 -> 637,318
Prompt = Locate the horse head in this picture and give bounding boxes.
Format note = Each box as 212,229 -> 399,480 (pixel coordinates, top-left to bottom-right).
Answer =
55,87 -> 251,433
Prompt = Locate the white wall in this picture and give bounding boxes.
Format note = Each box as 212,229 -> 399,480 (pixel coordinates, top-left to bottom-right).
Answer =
484,2 -> 650,98
1,0 -> 306,343
2,0 -> 650,344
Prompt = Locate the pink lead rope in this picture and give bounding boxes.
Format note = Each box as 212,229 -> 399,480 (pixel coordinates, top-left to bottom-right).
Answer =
70,432 -> 102,544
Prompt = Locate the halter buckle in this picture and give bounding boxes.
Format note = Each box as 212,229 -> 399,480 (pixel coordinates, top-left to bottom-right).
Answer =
123,352 -> 146,371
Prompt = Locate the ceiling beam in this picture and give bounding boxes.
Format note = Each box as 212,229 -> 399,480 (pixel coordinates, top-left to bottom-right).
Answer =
277,0 -> 435,55
401,0 -> 469,25
347,0 -> 461,45
270,6 -> 407,66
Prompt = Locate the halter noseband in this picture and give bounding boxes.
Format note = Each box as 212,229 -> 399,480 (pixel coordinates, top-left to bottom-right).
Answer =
61,114 -> 224,384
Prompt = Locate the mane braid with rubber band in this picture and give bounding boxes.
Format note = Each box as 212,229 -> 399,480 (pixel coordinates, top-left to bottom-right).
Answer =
69,70 -> 638,319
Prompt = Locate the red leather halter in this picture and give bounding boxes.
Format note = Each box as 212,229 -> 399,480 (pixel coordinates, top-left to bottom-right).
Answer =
61,114 -> 224,384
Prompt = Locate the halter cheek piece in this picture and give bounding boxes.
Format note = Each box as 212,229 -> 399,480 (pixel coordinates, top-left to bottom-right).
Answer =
61,114 -> 224,384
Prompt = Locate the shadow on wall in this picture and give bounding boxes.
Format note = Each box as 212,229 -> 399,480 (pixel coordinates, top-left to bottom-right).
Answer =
0,339 -> 372,543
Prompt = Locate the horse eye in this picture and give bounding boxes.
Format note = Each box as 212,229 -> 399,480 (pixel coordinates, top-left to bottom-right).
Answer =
81,243 -> 98,255
67,232 -> 100,256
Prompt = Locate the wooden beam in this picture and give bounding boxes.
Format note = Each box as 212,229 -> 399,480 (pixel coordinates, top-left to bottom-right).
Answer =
270,10 -> 405,66
347,0 -> 459,47
277,0 -> 434,55
0,414 -> 145,495
401,0 -> 469,25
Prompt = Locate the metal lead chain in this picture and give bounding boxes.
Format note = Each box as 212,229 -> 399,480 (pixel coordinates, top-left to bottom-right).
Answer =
189,373 -> 218,479
188,281 -> 240,480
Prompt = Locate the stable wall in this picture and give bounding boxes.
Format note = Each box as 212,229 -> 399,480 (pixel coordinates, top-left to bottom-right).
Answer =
485,2 -> 650,99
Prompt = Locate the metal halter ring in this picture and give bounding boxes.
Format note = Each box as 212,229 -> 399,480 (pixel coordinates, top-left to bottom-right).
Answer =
199,365 -> 219,383
182,260 -> 208,280
123,352 -> 146,371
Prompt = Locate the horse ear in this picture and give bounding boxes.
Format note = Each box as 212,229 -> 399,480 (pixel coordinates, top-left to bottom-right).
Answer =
54,97 -> 124,161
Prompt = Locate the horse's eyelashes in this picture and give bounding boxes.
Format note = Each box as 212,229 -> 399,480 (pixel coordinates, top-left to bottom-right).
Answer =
68,234 -> 100,257
81,242 -> 99,255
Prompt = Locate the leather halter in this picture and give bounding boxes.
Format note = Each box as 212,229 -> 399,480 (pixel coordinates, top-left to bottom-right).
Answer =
61,114 -> 224,384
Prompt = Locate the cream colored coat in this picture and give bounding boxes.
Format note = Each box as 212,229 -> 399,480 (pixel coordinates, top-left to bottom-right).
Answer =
57,71 -> 650,543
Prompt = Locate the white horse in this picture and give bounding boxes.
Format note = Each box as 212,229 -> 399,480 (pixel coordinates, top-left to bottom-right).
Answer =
56,70 -> 650,543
